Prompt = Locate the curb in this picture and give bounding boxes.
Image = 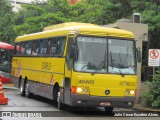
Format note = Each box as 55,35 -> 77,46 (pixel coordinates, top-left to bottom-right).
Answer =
134,105 -> 160,112
3,83 -> 14,86
2,84 -> 18,90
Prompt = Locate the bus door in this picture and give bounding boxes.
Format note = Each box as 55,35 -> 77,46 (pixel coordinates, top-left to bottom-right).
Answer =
63,36 -> 74,104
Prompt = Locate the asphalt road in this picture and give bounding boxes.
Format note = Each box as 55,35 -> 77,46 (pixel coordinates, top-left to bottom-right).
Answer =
0,85 -> 159,120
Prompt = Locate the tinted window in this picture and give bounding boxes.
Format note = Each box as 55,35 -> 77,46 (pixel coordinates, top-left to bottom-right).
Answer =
26,41 -> 32,55
57,36 -> 66,56
48,37 -> 58,55
19,42 -> 26,55
15,43 -> 20,55
47,36 -> 66,56
38,39 -> 48,55
32,40 -> 39,56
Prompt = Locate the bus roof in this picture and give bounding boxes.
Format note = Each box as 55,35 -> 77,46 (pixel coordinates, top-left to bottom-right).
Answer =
43,22 -> 98,31
0,42 -> 14,50
15,22 -> 134,42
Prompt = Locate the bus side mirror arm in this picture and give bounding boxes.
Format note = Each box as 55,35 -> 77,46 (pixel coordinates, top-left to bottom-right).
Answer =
136,47 -> 141,63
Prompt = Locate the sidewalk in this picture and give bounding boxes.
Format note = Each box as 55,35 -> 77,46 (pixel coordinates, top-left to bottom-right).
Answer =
134,104 -> 160,112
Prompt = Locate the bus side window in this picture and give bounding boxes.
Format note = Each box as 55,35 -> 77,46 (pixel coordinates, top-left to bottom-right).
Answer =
38,40 -> 43,55
48,37 -> 58,56
26,41 -> 32,55
38,39 -> 48,56
42,39 -> 48,55
20,42 -> 26,55
31,40 -> 38,56
15,43 -> 20,55
57,36 -> 66,56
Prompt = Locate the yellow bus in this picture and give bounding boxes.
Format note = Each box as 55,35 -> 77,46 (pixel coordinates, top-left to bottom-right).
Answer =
11,22 -> 138,112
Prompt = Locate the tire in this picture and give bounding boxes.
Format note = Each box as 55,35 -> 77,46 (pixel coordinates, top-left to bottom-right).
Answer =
19,80 -> 25,96
104,107 -> 114,113
57,91 -> 63,110
25,80 -> 32,98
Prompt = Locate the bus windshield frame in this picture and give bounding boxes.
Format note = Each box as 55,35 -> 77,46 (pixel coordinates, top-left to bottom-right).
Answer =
74,36 -> 136,75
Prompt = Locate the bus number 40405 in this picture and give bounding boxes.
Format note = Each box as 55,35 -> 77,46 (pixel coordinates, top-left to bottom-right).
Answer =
78,80 -> 94,84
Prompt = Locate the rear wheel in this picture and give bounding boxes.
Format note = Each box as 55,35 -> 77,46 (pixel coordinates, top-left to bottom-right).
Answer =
57,91 -> 63,110
104,107 -> 114,113
20,80 -> 25,96
25,80 -> 32,98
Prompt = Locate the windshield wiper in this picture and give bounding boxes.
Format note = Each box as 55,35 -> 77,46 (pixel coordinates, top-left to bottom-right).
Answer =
118,52 -> 125,77
110,51 -> 114,69
110,51 -> 124,77
91,52 -> 106,75
117,65 -> 125,77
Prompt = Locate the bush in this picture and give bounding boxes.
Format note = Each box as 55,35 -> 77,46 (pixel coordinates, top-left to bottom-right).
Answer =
141,68 -> 160,107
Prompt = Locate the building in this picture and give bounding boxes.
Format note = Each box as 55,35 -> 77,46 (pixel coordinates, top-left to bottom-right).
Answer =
7,0 -> 80,12
7,0 -> 46,12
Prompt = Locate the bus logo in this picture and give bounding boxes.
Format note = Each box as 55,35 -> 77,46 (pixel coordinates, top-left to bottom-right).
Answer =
105,90 -> 110,95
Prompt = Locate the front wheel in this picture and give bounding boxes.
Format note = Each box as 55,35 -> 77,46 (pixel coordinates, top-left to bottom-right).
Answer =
57,92 -> 63,110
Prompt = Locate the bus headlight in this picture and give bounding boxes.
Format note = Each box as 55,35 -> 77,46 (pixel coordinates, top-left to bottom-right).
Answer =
83,88 -> 89,93
125,90 -> 130,95
76,87 -> 89,94
125,90 -> 136,96
130,90 -> 135,95
77,87 -> 83,93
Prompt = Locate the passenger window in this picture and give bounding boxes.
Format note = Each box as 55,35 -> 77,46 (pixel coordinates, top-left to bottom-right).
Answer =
47,36 -> 66,56
19,42 -> 26,55
26,41 -> 32,55
38,39 -> 48,55
57,36 -> 66,56
15,43 -> 20,55
48,38 -> 58,55
32,40 -> 39,56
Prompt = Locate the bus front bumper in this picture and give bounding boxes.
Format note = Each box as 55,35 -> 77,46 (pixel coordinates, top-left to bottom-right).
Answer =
70,94 -> 136,108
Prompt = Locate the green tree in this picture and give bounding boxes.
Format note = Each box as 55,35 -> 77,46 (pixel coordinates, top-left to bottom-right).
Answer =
71,0 -> 132,25
142,68 -> 160,107
15,0 -> 160,54
0,0 -> 16,43
15,0 -> 134,35
15,0 -> 71,35
131,0 -> 160,48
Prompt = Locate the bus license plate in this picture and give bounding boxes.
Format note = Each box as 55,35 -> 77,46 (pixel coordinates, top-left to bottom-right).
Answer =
100,102 -> 111,106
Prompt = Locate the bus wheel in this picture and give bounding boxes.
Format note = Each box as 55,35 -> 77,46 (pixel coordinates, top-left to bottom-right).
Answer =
104,107 -> 114,113
25,80 -> 32,98
57,92 -> 63,110
20,80 -> 25,96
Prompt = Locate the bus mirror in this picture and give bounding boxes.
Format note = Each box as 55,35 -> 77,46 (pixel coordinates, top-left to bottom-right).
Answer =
136,47 -> 141,63
70,45 -> 78,60
74,45 -> 78,61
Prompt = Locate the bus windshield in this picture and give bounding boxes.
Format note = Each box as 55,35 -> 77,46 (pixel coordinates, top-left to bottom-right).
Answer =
74,36 -> 136,74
